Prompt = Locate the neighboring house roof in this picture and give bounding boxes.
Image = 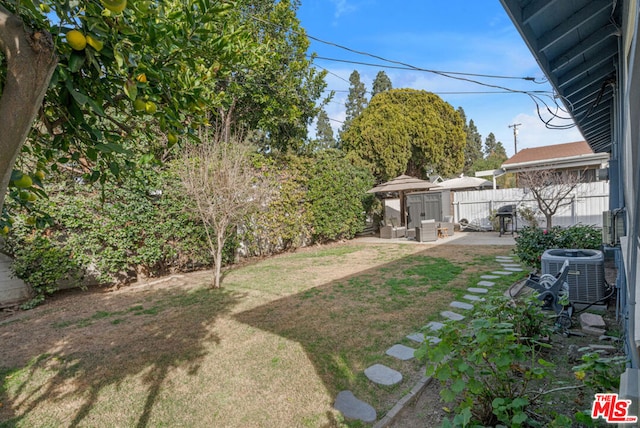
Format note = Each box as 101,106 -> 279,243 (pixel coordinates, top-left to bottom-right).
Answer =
435,176 -> 493,191
501,141 -> 609,173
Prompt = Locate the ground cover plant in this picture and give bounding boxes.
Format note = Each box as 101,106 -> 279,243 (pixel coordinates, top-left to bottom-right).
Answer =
0,242 -> 516,427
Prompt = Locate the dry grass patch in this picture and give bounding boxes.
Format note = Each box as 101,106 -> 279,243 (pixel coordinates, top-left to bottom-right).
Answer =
1,241 -> 519,427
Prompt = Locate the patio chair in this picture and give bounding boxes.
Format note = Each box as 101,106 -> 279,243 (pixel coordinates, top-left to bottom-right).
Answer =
415,219 -> 437,242
380,217 -> 406,239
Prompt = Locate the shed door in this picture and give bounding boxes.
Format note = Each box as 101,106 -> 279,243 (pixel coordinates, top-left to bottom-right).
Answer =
406,193 -> 442,229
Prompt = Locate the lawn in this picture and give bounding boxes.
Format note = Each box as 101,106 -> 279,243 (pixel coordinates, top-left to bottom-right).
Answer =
0,241 -> 520,427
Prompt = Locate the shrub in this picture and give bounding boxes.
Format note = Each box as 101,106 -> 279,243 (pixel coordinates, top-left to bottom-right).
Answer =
5,221 -> 82,309
304,149 -> 374,242
242,155 -> 313,256
2,170 -> 217,291
417,295 -> 553,427
514,224 -> 602,270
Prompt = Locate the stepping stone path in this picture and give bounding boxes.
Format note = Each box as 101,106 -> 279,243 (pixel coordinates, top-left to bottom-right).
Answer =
365,364 -> 403,385
386,344 -> 416,361
334,391 -> 377,422
441,310 -> 465,321
450,301 -> 474,310
333,254 -> 518,423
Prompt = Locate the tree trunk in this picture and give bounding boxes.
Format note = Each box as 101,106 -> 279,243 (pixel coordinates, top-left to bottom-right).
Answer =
213,233 -> 223,289
545,214 -> 553,229
0,6 -> 58,211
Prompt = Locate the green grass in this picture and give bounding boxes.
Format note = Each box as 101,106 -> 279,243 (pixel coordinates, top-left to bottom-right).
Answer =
0,242 -> 522,428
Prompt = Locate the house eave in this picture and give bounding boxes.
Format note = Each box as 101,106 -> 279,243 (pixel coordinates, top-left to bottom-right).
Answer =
501,152 -> 610,173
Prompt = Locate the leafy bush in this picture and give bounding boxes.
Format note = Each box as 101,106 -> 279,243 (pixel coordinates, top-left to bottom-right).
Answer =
2,170 -> 218,290
4,221 -> 82,309
305,149 -> 374,242
2,150 -> 375,304
417,296 -> 553,427
242,155 -> 313,256
514,224 -> 602,270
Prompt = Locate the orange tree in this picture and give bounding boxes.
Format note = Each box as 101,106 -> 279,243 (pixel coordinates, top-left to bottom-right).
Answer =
0,0 -> 250,230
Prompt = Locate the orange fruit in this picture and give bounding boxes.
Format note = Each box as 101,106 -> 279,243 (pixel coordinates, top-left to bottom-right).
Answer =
66,30 -> 86,51
133,98 -> 147,112
101,0 -> 127,13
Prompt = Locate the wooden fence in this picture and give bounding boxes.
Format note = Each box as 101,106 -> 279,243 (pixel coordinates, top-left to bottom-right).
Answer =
452,181 -> 609,230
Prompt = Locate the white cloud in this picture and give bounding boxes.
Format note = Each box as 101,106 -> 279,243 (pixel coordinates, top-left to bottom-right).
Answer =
331,0 -> 357,19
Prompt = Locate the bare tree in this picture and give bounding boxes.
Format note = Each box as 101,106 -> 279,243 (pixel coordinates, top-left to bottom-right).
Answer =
519,169 -> 585,228
177,131 -> 266,288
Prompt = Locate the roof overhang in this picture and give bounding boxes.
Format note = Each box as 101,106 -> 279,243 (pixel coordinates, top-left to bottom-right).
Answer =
499,0 -> 621,154
501,152 -> 610,173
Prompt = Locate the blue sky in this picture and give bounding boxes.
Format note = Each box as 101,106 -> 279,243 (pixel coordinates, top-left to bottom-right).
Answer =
296,0 -> 583,158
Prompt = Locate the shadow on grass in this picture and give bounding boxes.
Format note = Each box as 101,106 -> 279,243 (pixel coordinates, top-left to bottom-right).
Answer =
0,281 -> 242,427
233,245 -> 515,411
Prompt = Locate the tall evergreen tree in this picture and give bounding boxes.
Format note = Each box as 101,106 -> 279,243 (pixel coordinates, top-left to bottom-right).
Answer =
484,132 -> 507,159
457,107 -> 483,174
341,89 -> 466,180
371,70 -> 392,99
340,70 -> 368,138
315,109 -> 336,150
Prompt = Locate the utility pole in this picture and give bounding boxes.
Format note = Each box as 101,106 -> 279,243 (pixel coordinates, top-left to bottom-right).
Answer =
509,123 -> 522,154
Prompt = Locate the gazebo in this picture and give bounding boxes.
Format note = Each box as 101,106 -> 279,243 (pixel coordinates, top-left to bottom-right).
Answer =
368,175 -> 439,226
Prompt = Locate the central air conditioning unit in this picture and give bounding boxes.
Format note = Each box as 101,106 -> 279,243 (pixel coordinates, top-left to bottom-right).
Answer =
541,249 -> 606,304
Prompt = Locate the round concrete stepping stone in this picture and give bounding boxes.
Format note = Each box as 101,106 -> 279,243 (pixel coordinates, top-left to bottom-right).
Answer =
503,267 -> 524,272
496,256 -> 514,260
441,310 -> 465,321
463,294 -> 485,302
500,263 -> 522,268
406,332 -> 424,343
365,364 -> 403,385
426,321 -> 445,331
492,271 -> 513,275
450,301 -> 474,310
481,275 -> 500,279
477,280 -> 495,287
468,287 -> 489,294
334,390 -> 377,423
386,344 -> 416,360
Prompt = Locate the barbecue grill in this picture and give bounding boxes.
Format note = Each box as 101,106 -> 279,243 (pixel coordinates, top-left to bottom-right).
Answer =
495,204 -> 516,236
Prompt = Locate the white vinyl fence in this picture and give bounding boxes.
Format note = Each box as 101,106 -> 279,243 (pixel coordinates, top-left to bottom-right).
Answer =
453,181 -> 609,230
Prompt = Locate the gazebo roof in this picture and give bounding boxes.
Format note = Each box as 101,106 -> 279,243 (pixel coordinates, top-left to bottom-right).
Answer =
367,175 -> 438,193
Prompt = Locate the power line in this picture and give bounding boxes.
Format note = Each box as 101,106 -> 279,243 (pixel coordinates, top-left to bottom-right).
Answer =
311,55 -> 546,82
246,13 -> 575,130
